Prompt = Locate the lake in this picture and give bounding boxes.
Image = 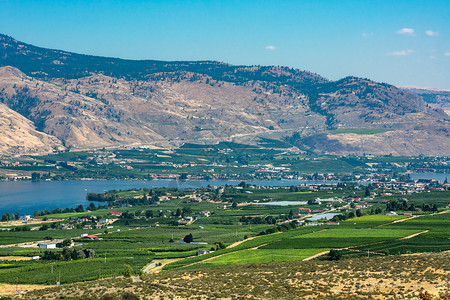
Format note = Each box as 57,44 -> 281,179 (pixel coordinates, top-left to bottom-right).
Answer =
409,173 -> 448,182
0,179 -> 336,215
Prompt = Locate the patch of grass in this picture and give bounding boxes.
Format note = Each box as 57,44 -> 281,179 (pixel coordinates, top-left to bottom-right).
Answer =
327,128 -> 391,135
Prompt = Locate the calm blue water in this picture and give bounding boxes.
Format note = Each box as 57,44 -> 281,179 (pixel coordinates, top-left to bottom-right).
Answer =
0,179 -> 336,215
410,173 -> 448,181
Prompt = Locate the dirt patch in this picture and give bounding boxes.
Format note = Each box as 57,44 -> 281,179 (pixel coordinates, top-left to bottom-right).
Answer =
400,230 -> 429,240
0,256 -> 30,261
0,284 -> 52,296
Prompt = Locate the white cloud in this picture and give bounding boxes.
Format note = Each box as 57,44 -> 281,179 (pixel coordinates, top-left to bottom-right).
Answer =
445,52 -> 450,57
396,28 -> 415,36
425,30 -> 439,36
362,32 -> 373,38
387,49 -> 414,56
265,45 -> 276,50
429,55 -> 436,59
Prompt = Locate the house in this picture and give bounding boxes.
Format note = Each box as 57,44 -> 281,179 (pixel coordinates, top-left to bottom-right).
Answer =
386,211 -> 397,216
95,224 -> 103,228
197,249 -> 213,256
38,243 -> 57,249
62,224 -> 74,230
19,215 -> 32,221
82,235 -> 99,240
304,222 -> 323,226
31,256 -> 40,260
99,219 -> 109,224
83,225 -> 92,229
199,211 -> 210,217
298,208 -> 311,213
325,222 -> 340,225
109,212 -> 122,217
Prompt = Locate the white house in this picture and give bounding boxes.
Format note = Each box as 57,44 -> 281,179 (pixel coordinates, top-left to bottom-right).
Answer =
38,243 -> 56,249
19,215 -> 32,221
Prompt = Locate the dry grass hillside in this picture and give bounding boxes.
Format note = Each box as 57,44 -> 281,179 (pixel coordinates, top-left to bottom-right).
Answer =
18,252 -> 450,300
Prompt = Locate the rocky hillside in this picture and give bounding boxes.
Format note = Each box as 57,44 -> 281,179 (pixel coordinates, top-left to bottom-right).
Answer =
0,34 -> 448,156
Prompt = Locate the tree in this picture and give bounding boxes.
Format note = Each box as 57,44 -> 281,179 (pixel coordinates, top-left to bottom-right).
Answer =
31,172 -> 41,181
83,249 -> 95,258
232,202 -> 238,209
61,239 -> 72,247
87,202 -> 97,211
328,249 -> 342,261
182,206 -> 192,215
123,264 -> 133,277
145,210 -> 154,218
355,209 -> 362,217
183,233 -> 193,243
364,187 -> 370,197
75,204 -> 84,212
1,212 -> 11,222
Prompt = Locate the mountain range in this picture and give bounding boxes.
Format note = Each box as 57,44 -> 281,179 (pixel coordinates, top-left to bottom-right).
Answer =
0,33 -> 449,156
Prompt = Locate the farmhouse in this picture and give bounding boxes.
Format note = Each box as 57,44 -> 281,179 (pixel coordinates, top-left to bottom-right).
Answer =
19,215 -> 32,221
197,249 -> 213,256
38,243 -> 57,249
325,222 -> 340,225
82,235 -> 99,240
109,212 -> 122,217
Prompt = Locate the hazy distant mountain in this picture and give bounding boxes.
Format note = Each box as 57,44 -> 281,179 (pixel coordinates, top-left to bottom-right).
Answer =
401,86 -> 450,116
0,34 -> 449,156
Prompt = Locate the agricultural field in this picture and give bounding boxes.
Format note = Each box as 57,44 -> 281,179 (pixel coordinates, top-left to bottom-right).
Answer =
2,141 -> 448,181
0,184 -> 447,297
18,252 -> 450,299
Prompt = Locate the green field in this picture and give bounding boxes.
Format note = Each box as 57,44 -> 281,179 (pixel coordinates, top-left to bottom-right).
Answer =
183,248 -> 326,269
261,228 -> 419,249
327,128 -> 392,135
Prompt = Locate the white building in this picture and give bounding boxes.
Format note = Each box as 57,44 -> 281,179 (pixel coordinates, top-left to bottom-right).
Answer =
38,243 -> 56,249
19,215 -> 32,221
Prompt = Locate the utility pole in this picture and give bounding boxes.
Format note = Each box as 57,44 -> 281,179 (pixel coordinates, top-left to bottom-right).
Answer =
104,255 -> 106,264
58,272 -> 61,285
99,266 -> 101,279
51,264 -> 53,273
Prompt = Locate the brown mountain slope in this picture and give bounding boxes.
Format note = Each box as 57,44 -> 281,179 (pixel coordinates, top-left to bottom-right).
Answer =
1,65 -> 449,156
0,102 -> 63,155
0,66 -> 324,152
0,33 -> 449,156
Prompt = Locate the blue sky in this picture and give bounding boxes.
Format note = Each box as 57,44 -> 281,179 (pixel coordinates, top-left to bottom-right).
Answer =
1,0 -> 449,89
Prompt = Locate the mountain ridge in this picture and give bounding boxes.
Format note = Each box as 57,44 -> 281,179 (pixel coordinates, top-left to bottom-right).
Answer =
0,34 -> 448,156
